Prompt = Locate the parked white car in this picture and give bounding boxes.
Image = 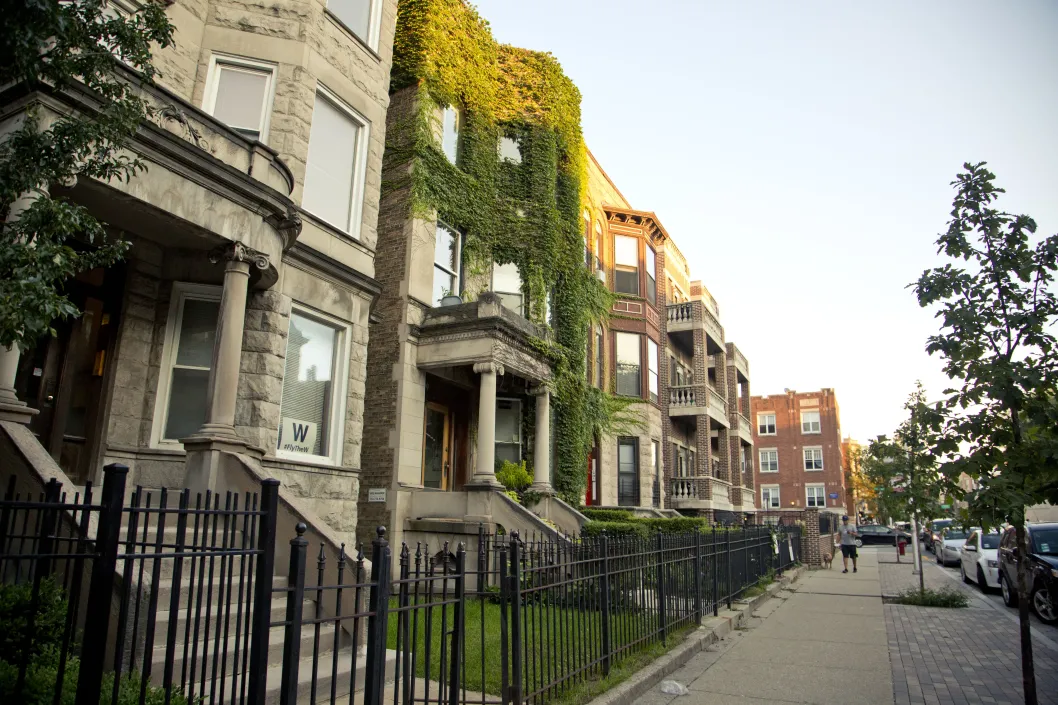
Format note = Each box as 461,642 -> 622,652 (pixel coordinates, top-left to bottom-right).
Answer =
935,527 -> 973,567
959,529 -> 1001,590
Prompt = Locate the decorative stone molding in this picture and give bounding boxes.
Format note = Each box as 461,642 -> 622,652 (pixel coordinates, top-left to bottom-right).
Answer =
268,208 -> 304,250
209,242 -> 270,271
473,362 -> 504,377
156,103 -> 214,154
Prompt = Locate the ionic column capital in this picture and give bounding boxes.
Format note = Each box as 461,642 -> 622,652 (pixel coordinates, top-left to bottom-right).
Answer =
473,362 -> 504,377
208,242 -> 270,271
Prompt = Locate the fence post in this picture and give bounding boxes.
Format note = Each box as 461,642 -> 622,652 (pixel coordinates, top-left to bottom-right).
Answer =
711,526 -> 718,617
364,527 -> 392,705
655,531 -> 666,643
508,533 -> 523,705
449,544 -> 466,705
694,529 -> 702,626
248,479 -> 280,704
279,522 -> 308,705
725,526 -> 733,610
600,533 -> 617,677
74,463 -> 127,705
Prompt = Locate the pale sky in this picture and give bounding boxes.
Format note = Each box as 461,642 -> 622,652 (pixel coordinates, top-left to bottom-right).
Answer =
471,0 -> 1058,442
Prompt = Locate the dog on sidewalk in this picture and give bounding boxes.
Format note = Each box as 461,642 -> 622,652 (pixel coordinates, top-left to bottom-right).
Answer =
822,552 -> 833,569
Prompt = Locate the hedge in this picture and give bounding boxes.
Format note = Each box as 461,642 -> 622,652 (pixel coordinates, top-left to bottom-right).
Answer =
579,508 -> 635,522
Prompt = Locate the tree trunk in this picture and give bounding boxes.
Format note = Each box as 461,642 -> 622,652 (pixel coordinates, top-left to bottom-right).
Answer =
1015,523 -> 1037,705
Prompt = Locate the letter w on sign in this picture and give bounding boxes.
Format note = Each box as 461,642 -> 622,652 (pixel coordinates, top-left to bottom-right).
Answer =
280,417 -> 318,454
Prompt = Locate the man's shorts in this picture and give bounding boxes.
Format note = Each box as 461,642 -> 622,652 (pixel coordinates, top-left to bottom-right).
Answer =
841,544 -> 858,559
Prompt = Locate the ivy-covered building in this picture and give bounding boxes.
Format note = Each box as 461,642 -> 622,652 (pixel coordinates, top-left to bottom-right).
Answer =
358,0 -> 616,546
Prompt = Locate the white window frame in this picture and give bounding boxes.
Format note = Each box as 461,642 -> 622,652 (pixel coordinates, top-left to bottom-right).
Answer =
275,305 -> 351,465
647,338 -> 659,403
202,53 -> 277,143
326,0 -> 384,52
495,397 -> 523,464
151,283 -> 222,448
432,222 -> 461,306
801,410 -> 821,434
806,484 -> 826,508
759,448 -> 778,473
761,485 -> 780,509
303,85 -> 371,240
758,413 -> 776,435
803,446 -> 824,471
491,262 -> 524,316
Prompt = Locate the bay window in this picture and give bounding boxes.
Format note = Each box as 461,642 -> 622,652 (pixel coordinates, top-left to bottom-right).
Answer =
615,332 -> 642,397
614,235 -> 639,295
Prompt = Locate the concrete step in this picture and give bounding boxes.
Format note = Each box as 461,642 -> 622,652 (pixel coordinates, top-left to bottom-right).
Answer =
153,593 -> 301,643
260,647 -> 398,705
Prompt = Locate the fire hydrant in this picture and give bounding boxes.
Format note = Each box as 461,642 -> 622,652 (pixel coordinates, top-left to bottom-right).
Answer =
898,539 -> 907,556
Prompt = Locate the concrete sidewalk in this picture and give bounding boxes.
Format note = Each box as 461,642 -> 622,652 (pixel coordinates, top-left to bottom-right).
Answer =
641,549 -> 893,705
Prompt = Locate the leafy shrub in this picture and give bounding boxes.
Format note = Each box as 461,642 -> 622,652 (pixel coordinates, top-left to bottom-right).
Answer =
580,521 -> 650,538
0,578 -> 67,664
639,517 -> 712,534
890,587 -> 969,608
496,461 -> 533,493
580,508 -> 635,522
503,490 -> 521,504
0,579 -> 190,704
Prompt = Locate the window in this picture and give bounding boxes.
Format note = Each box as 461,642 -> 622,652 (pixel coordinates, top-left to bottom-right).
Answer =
806,484 -> 826,508
761,485 -> 780,509
495,398 -> 522,466
645,246 -> 657,304
204,56 -> 275,142
498,136 -> 522,163
491,262 -> 523,316
647,339 -> 659,403
758,413 -> 776,435
613,236 -> 639,295
595,329 -> 604,389
154,284 -> 221,444
303,89 -> 368,237
441,106 -> 460,164
759,449 -> 778,473
327,0 -> 381,48
432,223 -> 461,306
277,309 -> 349,463
801,410 -> 821,434
617,438 -> 639,506
584,215 -> 592,268
615,333 -> 642,397
803,447 -> 824,471
651,440 -> 660,508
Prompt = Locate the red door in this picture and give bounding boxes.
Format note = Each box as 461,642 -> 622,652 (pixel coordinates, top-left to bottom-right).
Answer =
585,444 -> 600,506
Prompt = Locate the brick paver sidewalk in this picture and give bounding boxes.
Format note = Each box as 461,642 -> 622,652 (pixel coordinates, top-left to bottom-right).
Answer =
878,550 -> 980,601
887,605 -> 1058,705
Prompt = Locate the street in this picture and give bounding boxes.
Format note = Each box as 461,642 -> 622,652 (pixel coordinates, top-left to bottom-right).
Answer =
917,540 -> 1055,631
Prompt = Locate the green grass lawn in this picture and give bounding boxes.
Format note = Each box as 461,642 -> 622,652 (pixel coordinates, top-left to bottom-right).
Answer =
385,595 -> 695,698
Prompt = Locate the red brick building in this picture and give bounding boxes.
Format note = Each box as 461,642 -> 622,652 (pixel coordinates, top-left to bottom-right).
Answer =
751,389 -> 847,516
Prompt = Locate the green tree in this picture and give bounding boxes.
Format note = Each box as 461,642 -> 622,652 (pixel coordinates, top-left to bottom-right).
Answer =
0,0 -> 173,348
861,383 -> 958,589
913,162 -> 1058,705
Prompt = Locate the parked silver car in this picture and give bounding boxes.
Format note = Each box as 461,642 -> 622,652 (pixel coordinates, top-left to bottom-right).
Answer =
935,527 -> 973,567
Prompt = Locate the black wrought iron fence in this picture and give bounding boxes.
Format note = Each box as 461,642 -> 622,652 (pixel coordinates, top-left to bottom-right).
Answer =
2,464 -> 799,705
277,523 -> 801,705
0,464 -> 277,705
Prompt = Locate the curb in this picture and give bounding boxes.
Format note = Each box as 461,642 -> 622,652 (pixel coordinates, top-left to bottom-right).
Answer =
584,566 -> 805,705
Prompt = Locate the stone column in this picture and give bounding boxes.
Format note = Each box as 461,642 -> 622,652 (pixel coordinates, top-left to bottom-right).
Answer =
467,362 -> 504,488
529,385 -> 552,494
184,242 -> 268,492
0,345 -> 36,423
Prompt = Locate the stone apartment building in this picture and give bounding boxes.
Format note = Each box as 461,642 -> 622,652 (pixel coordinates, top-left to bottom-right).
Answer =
752,389 -> 848,516
1,0 -> 399,548
582,157 -> 756,521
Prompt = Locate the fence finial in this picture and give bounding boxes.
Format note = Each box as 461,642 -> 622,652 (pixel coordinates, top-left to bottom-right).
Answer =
376,525 -> 387,540
295,522 -> 307,537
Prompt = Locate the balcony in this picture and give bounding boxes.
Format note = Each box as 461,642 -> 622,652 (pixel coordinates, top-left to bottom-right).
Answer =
666,301 -> 724,351
669,476 -> 733,510
736,413 -> 753,444
669,384 -> 706,417
727,342 -> 749,379
707,387 -> 729,427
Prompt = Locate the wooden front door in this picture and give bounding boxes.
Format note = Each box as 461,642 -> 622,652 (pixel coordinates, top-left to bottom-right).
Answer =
422,402 -> 452,490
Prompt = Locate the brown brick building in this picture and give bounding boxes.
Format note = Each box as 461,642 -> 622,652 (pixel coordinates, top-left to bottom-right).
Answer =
752,389 -> 847,516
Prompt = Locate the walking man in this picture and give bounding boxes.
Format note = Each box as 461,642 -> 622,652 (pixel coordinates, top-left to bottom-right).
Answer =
838,515 -> 858,574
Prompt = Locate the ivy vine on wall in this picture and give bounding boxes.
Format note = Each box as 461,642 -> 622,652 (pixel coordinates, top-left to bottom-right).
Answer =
386,0 -> 640,502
